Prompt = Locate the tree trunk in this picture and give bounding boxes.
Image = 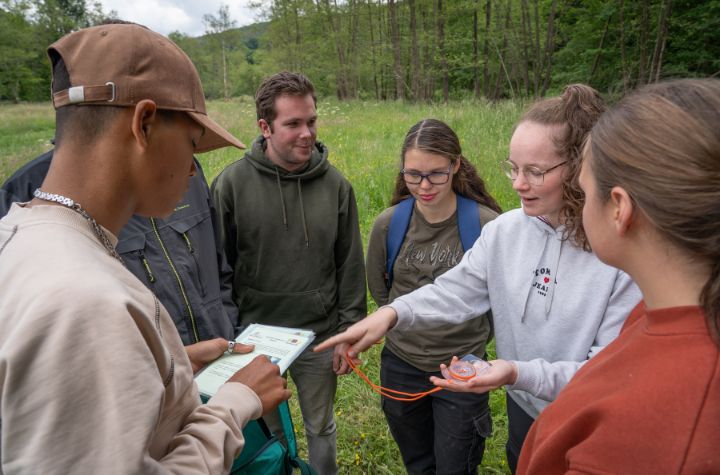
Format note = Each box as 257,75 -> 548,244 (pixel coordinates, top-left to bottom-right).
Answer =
437,0 -> 448,103
483,0 -> 491,98
388,0 -> 404,100
347,0 -> 360,99
293,2 -> 302,70
540,0 -> 558,96
409,0 -> 421,101
649,0 -> 673,83
532,0 -> 541,95
637,0 -> 650,86
473,0 -> 480,99
493,0 -> 512,99
316,0 -> 348,100
520,0 -> 532,96
619,0 -> 629,93
588,12 -> 612,84
366,0 -> 380,101
221,38 -> 228,100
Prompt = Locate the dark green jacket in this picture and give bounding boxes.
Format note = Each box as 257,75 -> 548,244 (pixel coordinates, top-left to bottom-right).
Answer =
211,137 -> 367,342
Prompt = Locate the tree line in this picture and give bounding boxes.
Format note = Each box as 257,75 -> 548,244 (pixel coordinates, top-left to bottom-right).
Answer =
2,0 -> 718,103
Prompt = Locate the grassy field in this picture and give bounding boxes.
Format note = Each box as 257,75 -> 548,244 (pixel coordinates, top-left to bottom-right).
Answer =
0,98 -> 524,474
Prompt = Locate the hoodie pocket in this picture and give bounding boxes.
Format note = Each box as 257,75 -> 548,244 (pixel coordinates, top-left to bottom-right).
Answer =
239,287 -> 330,333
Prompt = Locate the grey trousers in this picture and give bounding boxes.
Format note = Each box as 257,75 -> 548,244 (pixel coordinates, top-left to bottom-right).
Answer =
266,347 -> 339,475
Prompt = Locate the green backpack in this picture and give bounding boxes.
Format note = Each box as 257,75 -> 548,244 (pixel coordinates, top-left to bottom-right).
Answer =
201,396 -> 315,475
231,401 -> 315,475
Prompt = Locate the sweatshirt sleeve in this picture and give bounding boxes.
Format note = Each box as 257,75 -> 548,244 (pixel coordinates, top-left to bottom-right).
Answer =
389,223 -> 492,330
334,185 -> 368,332
1,288 -> 261,475
511,270 -> 641,401
366,209 -> 391,308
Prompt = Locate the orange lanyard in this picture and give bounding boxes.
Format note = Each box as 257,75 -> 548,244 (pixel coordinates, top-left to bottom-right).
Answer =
344,350 -> 443,402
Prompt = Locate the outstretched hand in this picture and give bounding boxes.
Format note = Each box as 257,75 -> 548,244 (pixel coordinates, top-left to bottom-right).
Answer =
429,358 -> 518,394
228,355 -> 292,415
314,306 -> 398,358
185,337 -> 255,374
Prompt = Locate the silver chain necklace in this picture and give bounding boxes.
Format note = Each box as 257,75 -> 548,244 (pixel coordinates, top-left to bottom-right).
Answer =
33,188 -> 124,263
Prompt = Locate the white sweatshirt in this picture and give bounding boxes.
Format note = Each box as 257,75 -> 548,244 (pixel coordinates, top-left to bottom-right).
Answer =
390,208 -> 641,418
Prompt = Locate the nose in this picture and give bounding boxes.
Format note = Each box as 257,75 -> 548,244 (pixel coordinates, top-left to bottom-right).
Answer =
418,176 -> 434,190
512,173 -> 530,192
299,124 -> 313,139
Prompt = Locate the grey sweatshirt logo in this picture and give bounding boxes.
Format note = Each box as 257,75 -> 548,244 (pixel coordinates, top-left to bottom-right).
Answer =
532,267 -> 554,297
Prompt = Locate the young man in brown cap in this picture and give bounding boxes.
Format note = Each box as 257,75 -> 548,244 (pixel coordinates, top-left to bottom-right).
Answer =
0,23 -> 290,473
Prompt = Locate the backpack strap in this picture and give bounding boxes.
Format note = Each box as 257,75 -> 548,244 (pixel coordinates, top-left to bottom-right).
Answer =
385,195 -> 482,290
456,194 -> 482,251
385,197 -> 415,289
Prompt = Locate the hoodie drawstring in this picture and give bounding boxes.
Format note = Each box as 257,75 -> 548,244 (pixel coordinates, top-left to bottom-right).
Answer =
545,239 -> 563,317
274,168 -> 310,246
274,167 -> 288,228
297,179 -> 309,247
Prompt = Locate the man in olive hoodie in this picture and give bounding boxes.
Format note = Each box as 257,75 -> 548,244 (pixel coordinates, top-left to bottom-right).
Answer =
212,72 -> 367,474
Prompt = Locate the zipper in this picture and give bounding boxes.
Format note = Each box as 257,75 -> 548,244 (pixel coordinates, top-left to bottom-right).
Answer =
182,232 -> 206,296
139,250 -> 156,283
151,218 -> 200,343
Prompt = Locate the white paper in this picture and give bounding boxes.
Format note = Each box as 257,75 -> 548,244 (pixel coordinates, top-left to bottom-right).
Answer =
195,323 -> 315,398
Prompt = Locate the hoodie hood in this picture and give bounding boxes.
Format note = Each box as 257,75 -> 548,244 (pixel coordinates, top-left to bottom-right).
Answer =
243,136 -> 330,247
245,136 -> 330,180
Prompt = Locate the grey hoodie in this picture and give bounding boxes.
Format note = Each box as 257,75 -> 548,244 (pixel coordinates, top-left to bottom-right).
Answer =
390,208 -> 641,418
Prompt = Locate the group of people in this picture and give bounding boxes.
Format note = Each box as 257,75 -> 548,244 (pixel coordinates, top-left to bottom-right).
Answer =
0,21 -> 717,475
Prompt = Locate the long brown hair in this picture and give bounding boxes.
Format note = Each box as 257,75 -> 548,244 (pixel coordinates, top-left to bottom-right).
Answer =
391,119 -> 501,213
519,84 -> 606,250
587,78 -> 720,345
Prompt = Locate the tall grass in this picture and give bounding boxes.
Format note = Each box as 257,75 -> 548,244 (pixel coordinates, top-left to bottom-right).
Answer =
0,98 -> 523,474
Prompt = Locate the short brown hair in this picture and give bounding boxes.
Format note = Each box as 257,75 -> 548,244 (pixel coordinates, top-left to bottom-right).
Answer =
519,84 -> 606,251
391,119 -> 502,214
255,72 -> 316,127
587,78 -> 720,344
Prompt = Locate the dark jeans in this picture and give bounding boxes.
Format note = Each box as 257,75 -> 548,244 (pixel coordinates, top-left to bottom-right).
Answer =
505,393 -> 536,474
380,348 -> 492,475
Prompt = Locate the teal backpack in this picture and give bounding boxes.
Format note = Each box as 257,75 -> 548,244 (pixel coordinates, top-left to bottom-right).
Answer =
202,397 -> 315,474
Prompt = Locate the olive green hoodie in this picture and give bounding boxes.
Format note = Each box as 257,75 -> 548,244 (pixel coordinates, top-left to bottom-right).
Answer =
211,137 -> 367,342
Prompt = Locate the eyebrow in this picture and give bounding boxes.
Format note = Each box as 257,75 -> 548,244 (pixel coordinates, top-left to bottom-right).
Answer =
507,158 -> 542,168
282,115 -> 317,124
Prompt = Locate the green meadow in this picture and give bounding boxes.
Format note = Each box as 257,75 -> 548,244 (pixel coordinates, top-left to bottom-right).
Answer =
0,98 -> 524,474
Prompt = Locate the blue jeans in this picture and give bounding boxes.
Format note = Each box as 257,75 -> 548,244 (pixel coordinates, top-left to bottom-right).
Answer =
266,347 -> 338,475
380,348 -> 492,475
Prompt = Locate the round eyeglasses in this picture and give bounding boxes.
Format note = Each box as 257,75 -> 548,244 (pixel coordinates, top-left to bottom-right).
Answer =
500,160 -> 567,186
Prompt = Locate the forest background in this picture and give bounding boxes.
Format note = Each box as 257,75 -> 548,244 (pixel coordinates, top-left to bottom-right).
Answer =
1,0 -> 719,473
1,0 -> 718,103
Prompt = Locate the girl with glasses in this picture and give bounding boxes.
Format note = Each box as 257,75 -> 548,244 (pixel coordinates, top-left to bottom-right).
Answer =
318,85 -> 641,473
519,79 -> 720,474
365,119 -> 502,475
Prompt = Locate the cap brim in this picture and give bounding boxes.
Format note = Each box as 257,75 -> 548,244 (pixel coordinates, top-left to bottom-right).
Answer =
187,111 -> 246,153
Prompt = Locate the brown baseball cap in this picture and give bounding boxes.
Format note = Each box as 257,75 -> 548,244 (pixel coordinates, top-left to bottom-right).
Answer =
48,24 -> 245,152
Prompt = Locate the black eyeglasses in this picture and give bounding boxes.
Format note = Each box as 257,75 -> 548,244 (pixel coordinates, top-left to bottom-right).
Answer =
500,160 -> 567,186
401,164 -> 453,185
